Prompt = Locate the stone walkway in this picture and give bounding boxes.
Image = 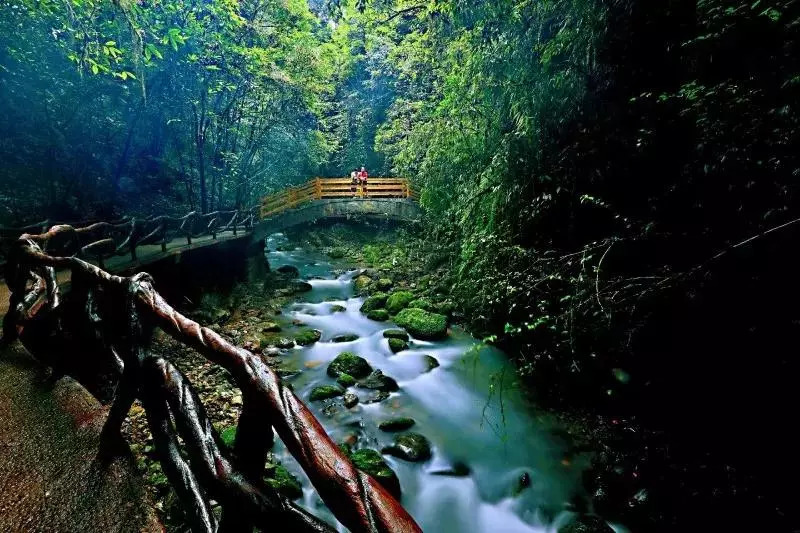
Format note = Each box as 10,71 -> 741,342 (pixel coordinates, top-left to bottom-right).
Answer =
0,342 -> 160,532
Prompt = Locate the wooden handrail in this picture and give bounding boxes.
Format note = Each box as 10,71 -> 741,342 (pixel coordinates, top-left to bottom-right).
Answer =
259,178 -> 417,219
1,236 -> 422,533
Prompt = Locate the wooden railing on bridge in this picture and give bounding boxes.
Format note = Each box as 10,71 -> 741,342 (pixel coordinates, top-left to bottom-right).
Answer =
0,225 -> 421,532
0,207 -> 259,271
260,177 -> 419,219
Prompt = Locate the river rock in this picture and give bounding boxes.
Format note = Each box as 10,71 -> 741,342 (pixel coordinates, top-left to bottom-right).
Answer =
294,328 -> 322,346
558,515 -> 614,533
513,471 -> 532,495
394,308 -> 448,340
354,275 -> 372,292
378,417 -> 415,432
388,338 -> 408,353
382,433 -> 432,462
422,355 -> 440,371
382,329 -> 409,341
343,392 -> 359,408
408,298 -> 434,312
260,321 -> 282,333
332,333 -> 359,343
376,278 -> 393,291
276,265 -> 300,278
261,346 -> 282,357
349,449 -> 401,499
365,391 -> 390,404
327,352 -> 372,379
386,291 -> 415,315
360,292 -> 388,313
336,373 -> 356,387
367,309 -> 389,321
330,304 -> 347,313
289,280 -> 313,293
358,370 -> 399,392
309,385 -> 344,401
275,337 -> 295,349
430,461 -> 471,477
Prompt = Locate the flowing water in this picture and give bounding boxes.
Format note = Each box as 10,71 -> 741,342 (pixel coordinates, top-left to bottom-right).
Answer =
265,234 -> 585,532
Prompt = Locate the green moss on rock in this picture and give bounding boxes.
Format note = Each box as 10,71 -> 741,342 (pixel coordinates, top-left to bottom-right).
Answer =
360,292 -> 388,313
394,308 -> 448,340
354,275 -> 372,292
382,432 -> 432,462
378,417 -> 416,432
327,352 -> 372,379
309,385 -> 344,401
386,291 -> 415,314
382,329 -> 409,341
388,338 -> 408,353
265,464 -> 303,500
294,328 -> 322,346
349,449 -> 401,499
408,298 -> 434,311
219,426 -> 237,449
332,333 -> 359,343
336,373 -> 356,387
367,309 -> 389,321
376,278 -> 394,291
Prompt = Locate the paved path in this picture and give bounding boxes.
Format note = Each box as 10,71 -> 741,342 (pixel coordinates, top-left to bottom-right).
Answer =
0,342 -> 160,532
0,230 -> 250,531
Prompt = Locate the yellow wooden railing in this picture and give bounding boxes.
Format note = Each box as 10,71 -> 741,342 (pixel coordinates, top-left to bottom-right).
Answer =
260,177 -> 419,219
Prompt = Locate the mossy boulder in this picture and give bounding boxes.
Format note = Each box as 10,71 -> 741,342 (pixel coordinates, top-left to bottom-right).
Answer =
330,304 -> 347,313
294,329 -> 322,346
275,337 -> 295,349
276,265 -> 300,278
385,291 -> 415,315
343,392 -> 359,408
378,418 -> 416,432
388,338 -> 408,353
394,308 -> 448,340
375,278 -> 394,291
434,301 -> 456,316
260,321 -> 282,333
328,247 -> 346,259
422,355 -> 440,372
360,292 -> 388,313
327,352 -> 372,379
382,433 -> 432,462
354,275 -> 372,292
332,333 -> 359,343
349,449 -> 401,499
367,309 -> 389,322
309,385 -> 344,401
336,373 -> 356,387
358,370 -> 399,392
382,329 -> 409,341
408,298 -> 434,312
265,463 -> 303,500
289,280 -> 313,293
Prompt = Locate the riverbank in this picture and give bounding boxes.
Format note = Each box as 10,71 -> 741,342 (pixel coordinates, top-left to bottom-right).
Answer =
123,220 -> 611,532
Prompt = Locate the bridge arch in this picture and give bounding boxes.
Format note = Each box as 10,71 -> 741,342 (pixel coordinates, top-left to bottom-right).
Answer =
252,197 -> 422,242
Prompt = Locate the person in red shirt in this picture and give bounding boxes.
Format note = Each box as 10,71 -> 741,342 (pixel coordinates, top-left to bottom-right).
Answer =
359,166 -> 369,197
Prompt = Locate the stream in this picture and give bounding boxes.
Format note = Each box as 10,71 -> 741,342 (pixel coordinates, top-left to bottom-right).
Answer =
264,233 -> 585,532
